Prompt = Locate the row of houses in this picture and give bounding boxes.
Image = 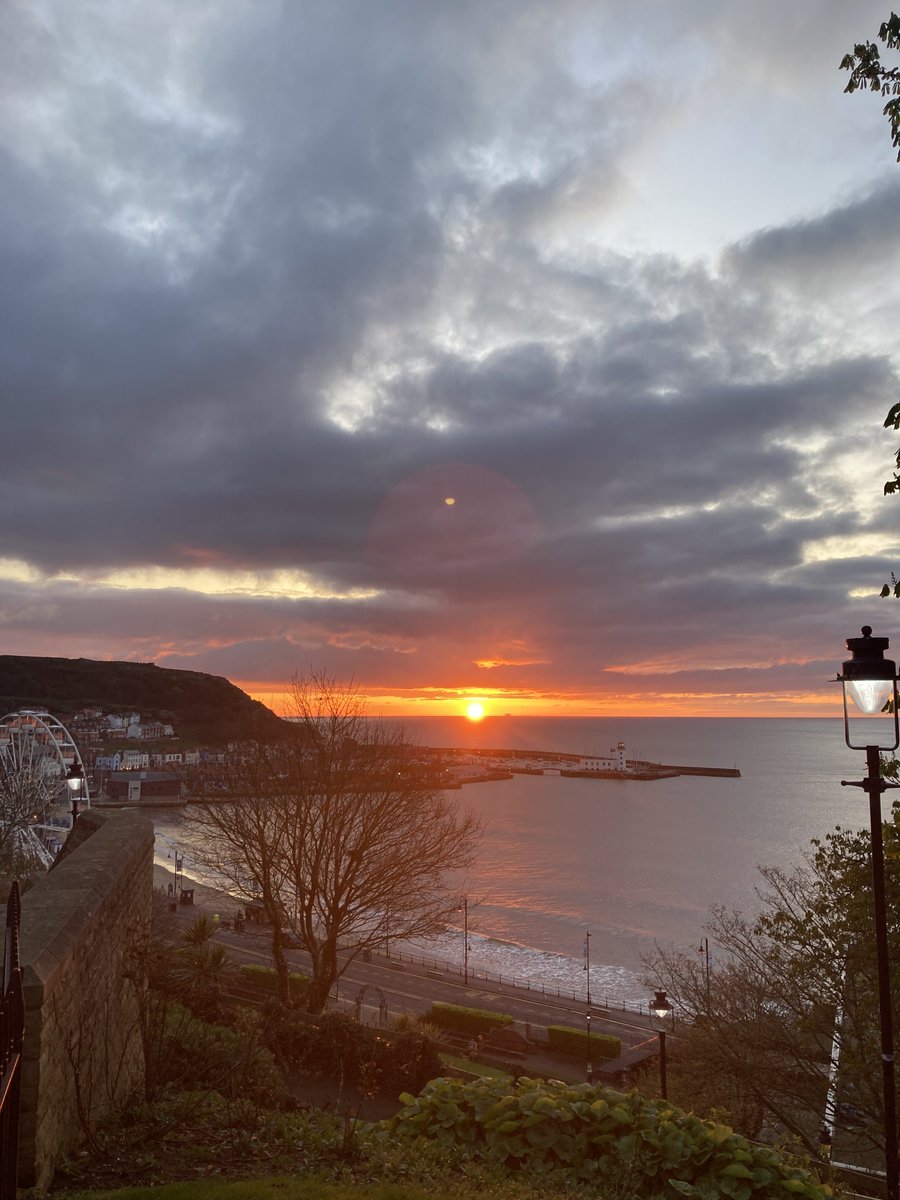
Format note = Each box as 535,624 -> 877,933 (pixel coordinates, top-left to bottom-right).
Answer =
94,747 -> 226,771
65,707 -> 225,804
68,708 -> 175,744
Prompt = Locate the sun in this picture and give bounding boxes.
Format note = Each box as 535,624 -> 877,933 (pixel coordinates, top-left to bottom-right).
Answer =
465,702 -> 486,722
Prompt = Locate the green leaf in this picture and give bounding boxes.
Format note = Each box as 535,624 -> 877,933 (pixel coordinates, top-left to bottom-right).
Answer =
610,1104 -> 634,1125
720,1162 -> 754,1178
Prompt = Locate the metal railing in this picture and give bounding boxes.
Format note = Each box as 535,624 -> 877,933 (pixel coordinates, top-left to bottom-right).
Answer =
378,944 -> 649,1015
0,882 -> 24,1199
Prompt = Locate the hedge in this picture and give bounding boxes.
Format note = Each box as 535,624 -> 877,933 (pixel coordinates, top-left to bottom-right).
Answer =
239,962 -> 308,1001
547,1024 -> 621,1061
428,1001 -> 514,1036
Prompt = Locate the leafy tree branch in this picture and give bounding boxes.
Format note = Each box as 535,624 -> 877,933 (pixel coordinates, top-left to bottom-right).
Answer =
841,13 -> 900,160
842,17 -> 900,596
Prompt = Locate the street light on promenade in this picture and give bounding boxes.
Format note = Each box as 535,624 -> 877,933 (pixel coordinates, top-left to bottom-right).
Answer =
584,930 -> 593,1083
167,849 -> 184,897
455,896 -> 469,985
837,626 -> 900,1200
650,989 -> 672,1100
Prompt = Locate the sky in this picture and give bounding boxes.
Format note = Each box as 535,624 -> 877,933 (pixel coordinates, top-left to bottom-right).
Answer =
2,0 -> 900,720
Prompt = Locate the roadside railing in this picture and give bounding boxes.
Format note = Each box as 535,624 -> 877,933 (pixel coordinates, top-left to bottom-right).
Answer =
0,881 -> 24,1199
164,883 -> 651,1019
375,943 -> 649,1015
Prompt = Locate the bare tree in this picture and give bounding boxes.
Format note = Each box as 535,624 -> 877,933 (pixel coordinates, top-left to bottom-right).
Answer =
647,817 -> 900,1156
647,905 -> 836,1151
188,672 -> 482,1012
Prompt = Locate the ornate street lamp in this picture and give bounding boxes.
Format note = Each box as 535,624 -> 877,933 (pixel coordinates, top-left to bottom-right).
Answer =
65,762 -> 84,824
650,989 -> 672,1100
837,626 -> 900,1200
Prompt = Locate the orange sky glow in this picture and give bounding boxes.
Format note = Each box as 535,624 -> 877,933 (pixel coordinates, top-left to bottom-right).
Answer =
243,683 -> 840,721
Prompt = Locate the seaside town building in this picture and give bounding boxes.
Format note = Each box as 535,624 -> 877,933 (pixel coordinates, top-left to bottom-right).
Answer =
106,770 -> 182,804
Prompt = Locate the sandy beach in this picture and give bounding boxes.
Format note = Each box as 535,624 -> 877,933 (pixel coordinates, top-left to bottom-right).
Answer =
153,862 -> 244,919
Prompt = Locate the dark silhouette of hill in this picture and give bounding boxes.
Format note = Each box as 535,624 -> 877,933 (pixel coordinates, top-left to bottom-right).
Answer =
0,656 -> 287,746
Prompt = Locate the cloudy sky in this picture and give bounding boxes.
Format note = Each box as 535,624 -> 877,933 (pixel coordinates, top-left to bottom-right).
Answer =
2,0 -> 900,718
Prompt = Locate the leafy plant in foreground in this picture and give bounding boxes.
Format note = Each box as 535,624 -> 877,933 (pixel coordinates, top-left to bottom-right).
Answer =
382,1076 -> 833,1199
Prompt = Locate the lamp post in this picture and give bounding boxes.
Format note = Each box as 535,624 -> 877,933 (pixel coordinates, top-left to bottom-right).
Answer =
584,930 -> 593,1083
167,850 -> 184,897
837,626 -> 900,1200
650,989 -> 672,1100
65,762 -> 84,825
463,897 -> 468,985
454,896 -> 469,985
698,937 -> 711,1009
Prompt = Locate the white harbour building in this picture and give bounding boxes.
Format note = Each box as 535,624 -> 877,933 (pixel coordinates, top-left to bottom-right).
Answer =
578,741 -> 628,772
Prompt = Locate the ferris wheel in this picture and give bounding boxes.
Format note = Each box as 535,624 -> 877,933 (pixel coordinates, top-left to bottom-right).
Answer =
0,710 -> 90,867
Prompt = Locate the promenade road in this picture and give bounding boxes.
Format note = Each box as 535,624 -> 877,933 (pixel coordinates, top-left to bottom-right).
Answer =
159,885 -> 663,1084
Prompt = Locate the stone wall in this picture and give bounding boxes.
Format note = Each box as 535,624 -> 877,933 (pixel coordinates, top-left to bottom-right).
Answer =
17,808 -> 154,1189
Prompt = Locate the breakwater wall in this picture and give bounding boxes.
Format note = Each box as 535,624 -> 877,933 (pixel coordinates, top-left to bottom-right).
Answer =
559,768 -> 680,781
628,759 -> 741,778
434,747 -> 740,781
658,764 -> 740,778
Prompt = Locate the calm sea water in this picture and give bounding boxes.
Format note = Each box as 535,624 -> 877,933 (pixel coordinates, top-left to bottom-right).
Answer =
152,717 -> 884,1006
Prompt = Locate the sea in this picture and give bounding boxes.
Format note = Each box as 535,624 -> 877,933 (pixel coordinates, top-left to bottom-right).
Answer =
150,716 -> 891,1008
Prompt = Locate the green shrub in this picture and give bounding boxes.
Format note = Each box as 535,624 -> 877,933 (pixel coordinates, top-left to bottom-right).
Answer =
262,1008 -> 443,1097
380,1028 -> 444,1095
383,1076 -> 834,1199
240,963 -> 308,1001
428,1001 -> 514,1036
160,1004 -> 284,1104
547,1023 -> 621,1061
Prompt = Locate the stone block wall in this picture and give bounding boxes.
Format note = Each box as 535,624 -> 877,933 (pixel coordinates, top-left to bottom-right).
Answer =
17,808 -> 154,1189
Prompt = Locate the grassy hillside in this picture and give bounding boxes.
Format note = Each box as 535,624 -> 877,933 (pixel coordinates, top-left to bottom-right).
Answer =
0,655 -> 286,746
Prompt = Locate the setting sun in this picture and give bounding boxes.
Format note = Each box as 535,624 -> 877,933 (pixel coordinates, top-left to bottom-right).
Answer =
465,701 -> 485,721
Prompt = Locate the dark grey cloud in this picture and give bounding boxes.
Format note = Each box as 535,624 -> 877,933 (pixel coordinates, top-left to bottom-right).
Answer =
726,178 -> 900,291
0,0 -> 897,708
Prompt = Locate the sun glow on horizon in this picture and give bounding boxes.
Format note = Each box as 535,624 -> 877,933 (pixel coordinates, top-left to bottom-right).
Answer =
242,684 -> 840,721
465,701 -> 486,721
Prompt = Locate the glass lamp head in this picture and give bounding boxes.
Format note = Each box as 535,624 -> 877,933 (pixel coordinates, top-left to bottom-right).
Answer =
650,989 -> 671,1024
839,626 -> 900,750
66,762 -> 84,790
